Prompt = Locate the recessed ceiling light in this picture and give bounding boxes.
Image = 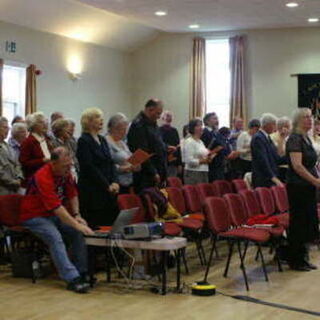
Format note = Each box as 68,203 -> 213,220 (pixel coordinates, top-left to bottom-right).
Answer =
286,2 -> 299,8
308,18 -> 319,23
189,24 -> 200,29
155,11 -> 167,16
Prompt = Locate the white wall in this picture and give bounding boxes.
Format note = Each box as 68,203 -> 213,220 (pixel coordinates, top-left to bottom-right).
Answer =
130,27 -> 320,132
0,21 -> 133,135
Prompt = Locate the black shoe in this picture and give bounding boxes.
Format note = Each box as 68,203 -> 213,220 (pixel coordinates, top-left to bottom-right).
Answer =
80,273 -> 97,286
67,277 -> 90,293
289,264 -> 311,272
303,260 -> 318,270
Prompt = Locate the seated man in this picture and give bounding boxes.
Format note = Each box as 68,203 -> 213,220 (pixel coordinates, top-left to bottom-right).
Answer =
20,146 -> 94,293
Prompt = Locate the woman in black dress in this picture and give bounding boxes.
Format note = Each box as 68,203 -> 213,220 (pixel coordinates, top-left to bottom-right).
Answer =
77,108 -> 120,228
286,108 -> 320,271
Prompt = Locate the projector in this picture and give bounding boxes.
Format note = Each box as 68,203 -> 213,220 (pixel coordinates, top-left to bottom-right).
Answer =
120,222 -> 164,240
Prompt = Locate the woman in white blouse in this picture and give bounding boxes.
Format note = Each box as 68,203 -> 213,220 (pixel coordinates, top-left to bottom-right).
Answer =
236,118 -> 261,177
183,118 -> 211,185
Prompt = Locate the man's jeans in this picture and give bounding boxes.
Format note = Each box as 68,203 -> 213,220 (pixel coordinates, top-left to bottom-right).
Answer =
23,216 -> 87,282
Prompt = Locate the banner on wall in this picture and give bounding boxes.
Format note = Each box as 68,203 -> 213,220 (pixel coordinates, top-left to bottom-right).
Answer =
298,74 -> 320,118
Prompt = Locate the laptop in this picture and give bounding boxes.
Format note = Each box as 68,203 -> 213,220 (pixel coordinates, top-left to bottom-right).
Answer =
88,207 -> 139,238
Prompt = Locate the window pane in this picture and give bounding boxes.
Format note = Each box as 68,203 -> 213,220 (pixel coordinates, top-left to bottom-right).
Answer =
2,65 -> 26,122
206,39 -> 230,127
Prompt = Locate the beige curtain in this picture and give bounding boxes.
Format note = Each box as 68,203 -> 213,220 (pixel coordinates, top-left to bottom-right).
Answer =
25,64 -> 37,115
0,59 -> 3,116
229,36 -> 247,125
191,37 -> 206,119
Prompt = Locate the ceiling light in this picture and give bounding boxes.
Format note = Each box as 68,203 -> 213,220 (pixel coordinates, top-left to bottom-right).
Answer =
155,11 -> 167,16
286,2 -> 299,8
308,18 -> 319,23
189,24 -> 200,29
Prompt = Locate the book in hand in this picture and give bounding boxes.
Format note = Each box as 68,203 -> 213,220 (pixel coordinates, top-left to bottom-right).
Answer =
127,149 -> 154,166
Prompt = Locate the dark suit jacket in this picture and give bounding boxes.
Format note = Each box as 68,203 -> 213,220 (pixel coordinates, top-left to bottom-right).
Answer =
77,133 -> 118,225
251,130 -> 286,188
127,112 -> 167,191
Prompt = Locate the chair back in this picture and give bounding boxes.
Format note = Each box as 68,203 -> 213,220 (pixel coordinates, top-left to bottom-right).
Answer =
232,179 -> 248,193
166,187 -> 186,215
196,183 -> 219,203
212,180 -> 233,197
0,195 -> 24,227
117,194 -> 146,223
204,197 -> 230,233
182,185 -> 202,213
239,189 -> 261,217
271,186 -> 289,213
167,177 -> 183,188
255,187 -> 276,215
224,193 -> 248,226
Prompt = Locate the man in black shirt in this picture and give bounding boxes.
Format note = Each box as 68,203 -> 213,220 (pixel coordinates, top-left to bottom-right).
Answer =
159,111 -> 182,177
127,99 -> 167,192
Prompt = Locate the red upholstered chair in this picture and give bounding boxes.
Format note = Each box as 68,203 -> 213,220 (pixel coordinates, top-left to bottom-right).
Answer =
117,194 -> 147,224
166,187 -> 206,265
239,189 -> 262,217
224,193 -> 284,238
196,183 -> 219,204
182,185 -> 205,222
167,177 -> 183,188
271,186 -> 290,228
256,187 -> 289,229
212,180 -> 233,197
203,197 -> 271,290
232,179 -> 248,193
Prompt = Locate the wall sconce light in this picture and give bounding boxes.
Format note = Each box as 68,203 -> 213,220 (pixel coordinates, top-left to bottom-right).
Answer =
66,54 -> 83,81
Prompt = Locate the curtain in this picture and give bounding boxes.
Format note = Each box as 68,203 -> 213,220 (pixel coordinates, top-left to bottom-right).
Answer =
229,36 -> 247,125
191,37 -> 206,119
25,64 -> 37,115
0,59 -> 3,116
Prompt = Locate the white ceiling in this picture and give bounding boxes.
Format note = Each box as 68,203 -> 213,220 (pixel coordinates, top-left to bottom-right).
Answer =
0,0 -> 158,51
78,0 -> 320,32
0,0 -> 319,51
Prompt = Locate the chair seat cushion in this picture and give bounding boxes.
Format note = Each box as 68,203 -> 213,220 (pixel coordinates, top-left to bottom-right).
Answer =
178,217 -> 203,230
164,222 -> 182,236
220,228 -> 270,243
274,212 -> 289,228
186,213 -> 206,222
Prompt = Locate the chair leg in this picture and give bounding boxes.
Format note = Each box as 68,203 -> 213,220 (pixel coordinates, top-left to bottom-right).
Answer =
257,244 -> 269,282
203,237 -> 216,282
237,240 -> 249,291
199,240 -> 207,265
223,240 -> 234,278
196,240 -> 204,266
181,248 -> 189,274
273,243 -> 283,272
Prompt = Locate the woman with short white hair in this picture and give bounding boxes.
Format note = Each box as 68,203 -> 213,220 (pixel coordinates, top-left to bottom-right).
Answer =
271,117 -> 291,156
19,112 -> 52,183
106,113 -> 140,194
77,108 -> 120,228
51,118 -> 79,177
286,108 -> 320,271
8,122 -> 28,162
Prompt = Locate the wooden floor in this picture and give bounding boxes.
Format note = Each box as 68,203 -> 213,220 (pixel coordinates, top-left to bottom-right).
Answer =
1,241 -> 320,320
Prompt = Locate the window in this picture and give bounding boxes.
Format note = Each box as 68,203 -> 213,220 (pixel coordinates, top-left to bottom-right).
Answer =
206,39 -> 230,127
2,64 -> 26,124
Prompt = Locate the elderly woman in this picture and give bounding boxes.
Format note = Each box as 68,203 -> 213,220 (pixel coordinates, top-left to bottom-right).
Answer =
77,108 -> 119,228
236,119 -> 261,177
19,112 -> 52,183
51,118 -> 79,178
106,113 -> 140,194
286,108 -> 320,271
271,116 -> 291,156
0,117 -> 23,195
8,122 -> 28,163
183,118 -> 212,185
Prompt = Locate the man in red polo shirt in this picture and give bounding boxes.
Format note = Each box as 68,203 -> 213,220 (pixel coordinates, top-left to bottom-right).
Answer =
20,146 -> 94,293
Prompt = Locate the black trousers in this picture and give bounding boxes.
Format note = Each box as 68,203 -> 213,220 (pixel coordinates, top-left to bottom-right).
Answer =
287,183 -> 319,265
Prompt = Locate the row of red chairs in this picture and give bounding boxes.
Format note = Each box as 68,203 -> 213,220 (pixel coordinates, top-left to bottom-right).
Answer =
167,177 -> 248,195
